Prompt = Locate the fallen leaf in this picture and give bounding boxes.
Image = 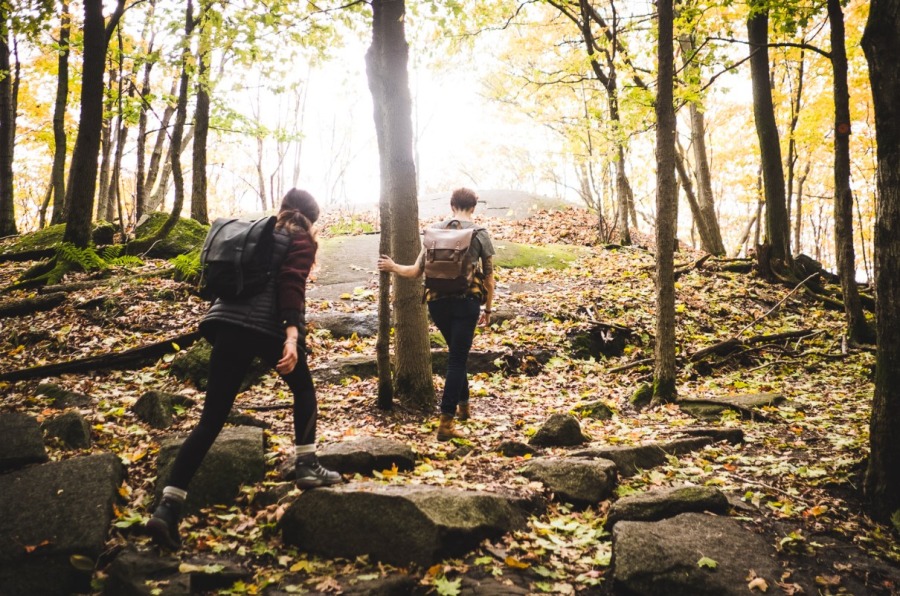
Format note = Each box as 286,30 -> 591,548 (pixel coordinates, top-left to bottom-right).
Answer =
748,576 -> 769,592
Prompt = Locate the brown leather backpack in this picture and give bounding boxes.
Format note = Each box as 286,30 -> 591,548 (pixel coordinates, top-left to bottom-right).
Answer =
423,220 -> 482,295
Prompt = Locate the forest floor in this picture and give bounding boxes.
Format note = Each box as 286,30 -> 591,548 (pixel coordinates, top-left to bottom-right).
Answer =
1,206 -> 899,595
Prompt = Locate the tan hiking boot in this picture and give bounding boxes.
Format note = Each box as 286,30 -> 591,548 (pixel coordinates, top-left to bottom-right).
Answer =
437,413 -> 464,441
457,402 -> 471,421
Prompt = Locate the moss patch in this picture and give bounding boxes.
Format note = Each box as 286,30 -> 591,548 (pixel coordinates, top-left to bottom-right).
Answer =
493,242 -> 581,270
133,212 -> 209,258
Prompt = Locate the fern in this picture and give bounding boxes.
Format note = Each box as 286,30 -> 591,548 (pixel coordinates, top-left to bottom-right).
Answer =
170,250 -> 201,283
100,245 -> 124,260
56,242 -> 108,273
107,255 -> 144,267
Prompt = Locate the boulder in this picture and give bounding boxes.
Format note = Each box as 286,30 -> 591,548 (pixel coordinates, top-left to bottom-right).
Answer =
519,457 -> 617,507
279,482 -> 528,566
0,412 -> 48,471
678,393 -> 785,420
606,485 -> 730,527
42,410 -> 92,449
168,339 -> 268,391
103,546 -> 181,596
155,426 -> 266,513
676,426 -> 744,445
318,437 -> 417,476
567,322 -> 634,359
132,391 -> 174,429
529,413 -> 588,447
573,437 -> 713,477
496,440 -> 538,458
308,312 -> 378,338
36,382 -> 92,408
0,453 -> 124,595
612,513 -> 782,596
572,400 -> 614,420
132,212 -> 208,258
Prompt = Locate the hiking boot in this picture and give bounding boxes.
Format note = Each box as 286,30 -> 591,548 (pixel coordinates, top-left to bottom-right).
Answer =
437,413 -> 464,441
295,454 -> 343,489
146,497 -> 183,550
457,402 -> 471,421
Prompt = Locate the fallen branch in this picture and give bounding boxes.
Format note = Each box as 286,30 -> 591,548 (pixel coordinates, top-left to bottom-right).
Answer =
728,472 -> 812,507
0,292 -> 66,319
40,268 -> 177,294
678,398 -> 779,423
608,357 -> 653,373
0,331 -> 202,382
734,273 -> 818,338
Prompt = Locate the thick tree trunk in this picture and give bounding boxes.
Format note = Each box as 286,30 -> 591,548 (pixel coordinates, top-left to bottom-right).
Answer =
376,208 -> 394,410
191,5 -> 210,224
63,0 -> 125,247
0,9 -> 17,237
365,0 -> 434,411
653,0 -> 677,404
861,0 -> 900,524
747,2 -> 791,270
829,0 -> 870,344
49,1 -> 71,226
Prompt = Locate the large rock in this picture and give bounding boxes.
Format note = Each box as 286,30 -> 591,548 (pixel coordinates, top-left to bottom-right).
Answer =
606,485 -> 729,527
573,437 -> 714,477
133,212 -> 208,258
0,453 -> 124,595
519,457 -> 617,507
529,413 -> 588,447
131,390 -> 194,429
612,513 -> 782,596
36,382 -> 92,408
318,437 -> 417,476
103,546 -> 182,596
0,412 -> 48,471
308,312 -> 378,338
155,426 -> 266,512
41,410 -> 92,449
279,483 -> 528,566
678,393 -> 785,420
168,339 -> 268,391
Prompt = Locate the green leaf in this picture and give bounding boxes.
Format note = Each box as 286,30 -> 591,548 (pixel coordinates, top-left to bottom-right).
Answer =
433,576 -> 461,596
697,556 -> 718,569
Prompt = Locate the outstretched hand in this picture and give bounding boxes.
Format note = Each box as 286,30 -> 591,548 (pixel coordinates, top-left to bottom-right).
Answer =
276,342 -> 299,375
377,254 -> 395,273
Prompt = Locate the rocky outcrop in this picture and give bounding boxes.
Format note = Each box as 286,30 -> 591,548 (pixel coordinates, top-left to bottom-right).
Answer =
573,437 -> 714,476
42,410 -> 92,449
0,412 -> 48,470
519,456 -> 617,507
529,413 -> 589,447
606,485 -> 730,527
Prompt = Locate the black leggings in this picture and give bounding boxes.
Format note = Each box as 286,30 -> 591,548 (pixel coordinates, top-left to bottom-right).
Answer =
166,324 -> 317,490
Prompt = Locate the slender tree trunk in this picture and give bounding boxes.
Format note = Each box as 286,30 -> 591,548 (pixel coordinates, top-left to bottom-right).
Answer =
861,0 -> 900,524
794,161 -> 809,254
134,0 -> 157,222
0,8 -> 17,237
63,0 -> 125,247
653,0 -> 677,404
747,1 -> 791,272
191,1 -> 210,224
144,79 -> 177,212
96,57 -> 115,221
785,47 -> 805,253
366,0 -> 434,411
149,126 -> 193,213
49,1 -> 71,226
829,0 -> 870,344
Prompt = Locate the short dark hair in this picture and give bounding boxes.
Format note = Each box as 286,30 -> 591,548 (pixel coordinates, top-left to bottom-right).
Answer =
450,188 -> 478,212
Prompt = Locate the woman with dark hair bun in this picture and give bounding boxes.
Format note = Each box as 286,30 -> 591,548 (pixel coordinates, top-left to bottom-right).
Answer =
146,188 -> 341,551
378,187 -> 496,441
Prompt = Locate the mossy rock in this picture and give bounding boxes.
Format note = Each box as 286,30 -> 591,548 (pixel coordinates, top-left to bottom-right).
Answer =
1,221 -> 119,255
133,212 -> 209,258
493,242 -> 581,270
630,383 -> 653,409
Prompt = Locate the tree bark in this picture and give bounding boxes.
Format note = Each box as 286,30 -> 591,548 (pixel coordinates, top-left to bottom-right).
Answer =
747,1 -> 791,270
0,7 -> 17,237
63,0 -> 125,247
376,205 -> 394,410
191,1 -> 210,224
365,0 -> 434,411
144,79 -> 177,212
861,0 -> 900,524
828,0 -> 870,344
785,46 -> 805,254
653,0 -> 677,404
134,0 -> 157,222
49,1 -> 71,226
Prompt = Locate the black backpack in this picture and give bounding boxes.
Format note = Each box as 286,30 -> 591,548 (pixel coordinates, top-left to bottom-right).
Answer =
199,216 -> 277,300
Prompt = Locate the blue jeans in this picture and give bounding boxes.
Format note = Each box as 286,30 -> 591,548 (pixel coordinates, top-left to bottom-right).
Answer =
428,296 -> 481,415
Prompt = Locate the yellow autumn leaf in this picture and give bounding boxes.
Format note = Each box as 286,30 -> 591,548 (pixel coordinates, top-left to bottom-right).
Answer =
289,560 -> 314,573
505,556 -> 530,569
748,576 -> 768,592
381,463 -> 399,478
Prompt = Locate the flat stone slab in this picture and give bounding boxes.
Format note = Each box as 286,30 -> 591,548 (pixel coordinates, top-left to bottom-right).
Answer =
279,482 -> 528,566
0,412 -> 48,471
573,437 -> 713,477
0,453 -> 124,595
519,456 -> 617,507
606,485 -> 730,527
155,426 -> 266,512
613,513 -> 782,596
679,393 -> 785,420
308,311 -> 378,338
318,436 -> 417,475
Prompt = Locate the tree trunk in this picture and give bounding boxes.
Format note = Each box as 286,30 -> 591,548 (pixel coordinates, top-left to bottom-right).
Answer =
794,161 -> 809,254
829,0 -> 870,344
0,8 -> 17,237
747,1 -> 791,271
63,0 -> 125,248
144,79 -> 177,212
49,1 -> 71,226
785,46 -> 805,254
376,204 -> 394,410
861,0 -> 900,524
134,0 -> 157,222
96,58 -> 115,222
365,0 -> 434,411
653,0 -> 677,404
191,2 -> 210,224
